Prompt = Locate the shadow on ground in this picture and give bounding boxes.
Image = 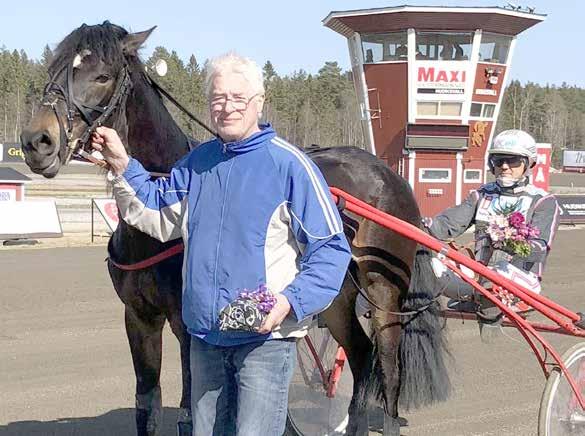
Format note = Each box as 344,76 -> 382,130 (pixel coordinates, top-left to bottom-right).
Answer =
0,406 -> 407,436
0,407 -> 181,436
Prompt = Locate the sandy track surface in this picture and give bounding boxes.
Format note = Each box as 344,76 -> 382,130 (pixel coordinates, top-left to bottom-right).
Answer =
1,228 -> 584,435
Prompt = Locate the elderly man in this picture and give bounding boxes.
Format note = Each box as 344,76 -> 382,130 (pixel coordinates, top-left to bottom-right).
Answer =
91,52 -> 351,436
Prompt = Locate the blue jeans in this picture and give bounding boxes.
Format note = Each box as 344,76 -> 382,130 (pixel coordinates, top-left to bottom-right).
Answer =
190,336 -> 297,436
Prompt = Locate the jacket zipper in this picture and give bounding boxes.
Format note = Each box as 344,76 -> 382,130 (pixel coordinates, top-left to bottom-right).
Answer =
211,157 -> 235,339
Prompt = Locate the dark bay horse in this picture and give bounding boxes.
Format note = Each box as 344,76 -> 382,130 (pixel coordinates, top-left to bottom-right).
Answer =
20,22 -> 450,436
21,23 -> 192,436
307,147 -> 450,435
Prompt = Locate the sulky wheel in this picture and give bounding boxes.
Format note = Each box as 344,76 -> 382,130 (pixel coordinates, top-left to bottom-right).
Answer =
539,342 -> 585,436
285,318 -> 353,436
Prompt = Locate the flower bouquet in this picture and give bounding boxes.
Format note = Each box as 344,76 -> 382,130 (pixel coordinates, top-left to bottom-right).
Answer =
486,207 -> 540,257
219,285 -> 277,332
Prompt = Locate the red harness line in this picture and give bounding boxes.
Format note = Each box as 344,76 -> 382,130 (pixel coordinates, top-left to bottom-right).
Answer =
97,166 -> 183,271
108,242 -> 185,271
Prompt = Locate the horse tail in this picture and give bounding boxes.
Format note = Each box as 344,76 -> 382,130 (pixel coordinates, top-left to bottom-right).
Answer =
399,246 -> 451,410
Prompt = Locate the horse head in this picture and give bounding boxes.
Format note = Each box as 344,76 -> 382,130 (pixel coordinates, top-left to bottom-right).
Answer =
20,21 -> 154,178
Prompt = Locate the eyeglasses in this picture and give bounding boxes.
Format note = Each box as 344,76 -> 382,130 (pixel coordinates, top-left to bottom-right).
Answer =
210,93 -> 260,112
490,155 -> 524,168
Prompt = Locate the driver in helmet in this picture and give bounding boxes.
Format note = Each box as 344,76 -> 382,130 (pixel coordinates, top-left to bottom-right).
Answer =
422,129 -> 560,313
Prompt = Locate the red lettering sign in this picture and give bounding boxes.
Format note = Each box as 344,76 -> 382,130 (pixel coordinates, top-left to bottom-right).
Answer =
531,144 -> 552,191
418,67 -> 435,82
418,67 -> 466,83
435,70 -> 448,82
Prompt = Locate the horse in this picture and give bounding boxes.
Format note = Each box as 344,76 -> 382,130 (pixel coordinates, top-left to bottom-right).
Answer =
305,147 -> 451,435
21,23 -> 192,436
20,22 -> 450,436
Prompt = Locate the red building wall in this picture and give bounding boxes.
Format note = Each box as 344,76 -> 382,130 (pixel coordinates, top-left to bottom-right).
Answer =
360,53 -> 510,217
411,151 -> 458,216
364,63 -> 408,173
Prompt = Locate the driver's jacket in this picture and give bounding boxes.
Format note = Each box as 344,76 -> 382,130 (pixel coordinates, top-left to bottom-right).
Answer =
426,181 -> 560,278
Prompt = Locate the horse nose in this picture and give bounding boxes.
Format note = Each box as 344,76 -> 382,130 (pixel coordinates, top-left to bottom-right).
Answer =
21,130 -> 55,156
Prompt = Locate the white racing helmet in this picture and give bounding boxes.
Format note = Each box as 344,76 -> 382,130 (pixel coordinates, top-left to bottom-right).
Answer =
488,129 -> 537,167
488,130 -> 537,188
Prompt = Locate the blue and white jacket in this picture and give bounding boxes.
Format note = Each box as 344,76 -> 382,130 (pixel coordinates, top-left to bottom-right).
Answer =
111,125 -> 351,345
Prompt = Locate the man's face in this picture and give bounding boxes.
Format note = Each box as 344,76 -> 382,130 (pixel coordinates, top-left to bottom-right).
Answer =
491,154 -> 526,179
209,72 -> 264,143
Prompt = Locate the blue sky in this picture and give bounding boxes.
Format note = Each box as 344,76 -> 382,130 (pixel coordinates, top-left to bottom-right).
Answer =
3,1 -> 583,86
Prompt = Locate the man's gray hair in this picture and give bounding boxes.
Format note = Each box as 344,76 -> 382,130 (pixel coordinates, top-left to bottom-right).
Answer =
205,52 -> 265,98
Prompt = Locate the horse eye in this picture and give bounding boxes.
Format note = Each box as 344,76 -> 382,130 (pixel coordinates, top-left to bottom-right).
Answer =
95,74 -> 111,84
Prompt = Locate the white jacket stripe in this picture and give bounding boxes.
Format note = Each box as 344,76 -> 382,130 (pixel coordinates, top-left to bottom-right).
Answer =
271,137 -> 342,234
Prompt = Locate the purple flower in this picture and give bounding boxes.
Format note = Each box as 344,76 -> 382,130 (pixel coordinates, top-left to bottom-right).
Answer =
508,212 -> 525,228
238,284 -> 277,314
516,224 -> 529,238
488,211 -> 540,257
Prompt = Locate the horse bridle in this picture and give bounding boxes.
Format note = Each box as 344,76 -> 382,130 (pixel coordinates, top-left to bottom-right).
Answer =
41,60 -> 219,169
41,61 -> 132,166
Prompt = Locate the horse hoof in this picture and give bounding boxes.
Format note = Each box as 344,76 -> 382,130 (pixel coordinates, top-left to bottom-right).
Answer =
177,421 -> 192,436
136,408 -> 148,436
135,387 -> 163,436
383,416 -> 400,436
136,407 -> 163,436
136,408 -> 161,436
347,412 -> 369,436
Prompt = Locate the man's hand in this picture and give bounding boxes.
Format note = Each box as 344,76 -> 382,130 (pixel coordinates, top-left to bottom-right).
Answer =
91,126 -> 130,175
257,294 -> 292,334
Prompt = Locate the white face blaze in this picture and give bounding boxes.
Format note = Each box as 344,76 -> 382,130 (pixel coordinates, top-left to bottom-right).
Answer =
72,49 -> 92,69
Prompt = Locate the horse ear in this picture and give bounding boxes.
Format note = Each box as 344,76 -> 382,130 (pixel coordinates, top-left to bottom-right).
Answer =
122,26 -> 157,55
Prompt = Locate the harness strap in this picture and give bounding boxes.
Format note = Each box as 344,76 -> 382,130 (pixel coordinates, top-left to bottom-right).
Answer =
108,242 -> 184,271
42,63 -> 133,165
147,75 -> 219,139
347,267 -> 441,318
66,68 -> 133,164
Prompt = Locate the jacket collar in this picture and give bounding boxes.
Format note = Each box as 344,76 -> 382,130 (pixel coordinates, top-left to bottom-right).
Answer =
496,176 -> 530,195
219,124 -> 275,154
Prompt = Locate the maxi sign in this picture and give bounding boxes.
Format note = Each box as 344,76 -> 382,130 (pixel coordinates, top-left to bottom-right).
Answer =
416,61 -> 470,95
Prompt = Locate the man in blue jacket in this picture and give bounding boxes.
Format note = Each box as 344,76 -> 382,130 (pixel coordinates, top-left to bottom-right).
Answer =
91,52 -> 351,436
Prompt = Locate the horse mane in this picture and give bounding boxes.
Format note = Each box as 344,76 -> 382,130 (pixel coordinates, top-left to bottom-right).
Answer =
49,21 -> 130,76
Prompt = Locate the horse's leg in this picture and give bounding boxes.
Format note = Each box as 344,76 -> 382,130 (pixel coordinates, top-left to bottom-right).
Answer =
125,306 -> 166,436
367,274 -> 402,436
154,257 -> 192,436
321,272 -> 373,436
166,303 -> 192,436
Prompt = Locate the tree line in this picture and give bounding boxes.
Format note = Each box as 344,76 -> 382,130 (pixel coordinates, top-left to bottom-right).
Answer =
2,44 -> 583,167
497,80 -> 585,167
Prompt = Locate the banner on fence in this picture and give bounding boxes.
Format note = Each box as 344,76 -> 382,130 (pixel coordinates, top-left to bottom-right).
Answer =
92,198 -> 119,232
563,150 -> 585,172
0,143 -> 26,163
0,200 -> 62,239
556,195 -> 585,224
531,143 -> 552,191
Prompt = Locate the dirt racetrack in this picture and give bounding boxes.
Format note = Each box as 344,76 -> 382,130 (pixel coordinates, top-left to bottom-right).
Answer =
1,227 -> 585,436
